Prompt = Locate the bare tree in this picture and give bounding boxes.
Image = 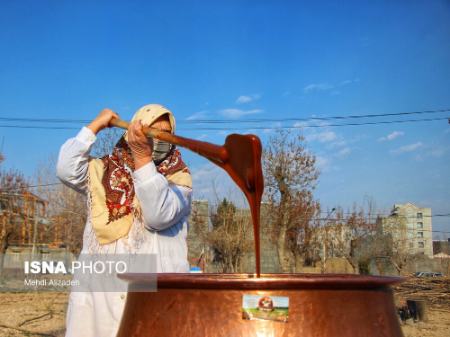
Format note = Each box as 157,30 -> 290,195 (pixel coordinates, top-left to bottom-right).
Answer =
263,129 -> 320,272
318,208 -> 348,271
0,157 -> 30,273
187,201 -> 210,271
91,128 -> 123,157
207,198 -> 253,273
318,207 -> 379,273
378,213 -> 415,273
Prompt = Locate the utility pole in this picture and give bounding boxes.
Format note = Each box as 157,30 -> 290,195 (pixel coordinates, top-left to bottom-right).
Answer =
31,214 -> 38,259
322,208 -> 336,270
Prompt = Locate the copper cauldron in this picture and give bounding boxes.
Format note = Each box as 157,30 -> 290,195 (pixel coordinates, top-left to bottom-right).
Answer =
116,273 -> 404,337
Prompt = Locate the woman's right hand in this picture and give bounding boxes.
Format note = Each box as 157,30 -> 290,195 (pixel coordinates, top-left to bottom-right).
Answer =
87,108 -> 119,134
127,120 -> 153,170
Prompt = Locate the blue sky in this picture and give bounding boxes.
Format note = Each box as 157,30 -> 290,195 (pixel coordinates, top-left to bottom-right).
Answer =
0,0 -> 449,237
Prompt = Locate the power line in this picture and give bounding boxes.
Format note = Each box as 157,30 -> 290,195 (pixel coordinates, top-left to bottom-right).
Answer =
369,228 -> 450,234
193,213 -> 450,221
316,210 -> 450,219
2,186 -> 449,233
389,235 -> 448,243
3,181 -> 450,222
3,184 -> 450,219
0,183 -> 63,191
0,117 -> 89,124
0,108 -> 449,125
184,108 -> 450,124
5,184 -> 450,217
188,117 -> 450,130
0,125 -> 78,130
0,116 -> 448,131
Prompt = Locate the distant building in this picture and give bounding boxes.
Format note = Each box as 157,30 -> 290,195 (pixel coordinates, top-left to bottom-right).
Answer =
3,244 -> 75,271
433,239 -> 450,255
0,190 -> 49,246
380,203 -> 433,257
314,223 -> 353,260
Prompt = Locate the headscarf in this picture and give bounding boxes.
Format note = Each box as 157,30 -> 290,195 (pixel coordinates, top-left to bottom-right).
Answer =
87,104 -> 192,244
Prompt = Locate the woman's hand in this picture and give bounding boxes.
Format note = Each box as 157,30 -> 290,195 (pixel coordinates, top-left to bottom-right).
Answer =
128,120 -> 153,170
87,108 -> 119,134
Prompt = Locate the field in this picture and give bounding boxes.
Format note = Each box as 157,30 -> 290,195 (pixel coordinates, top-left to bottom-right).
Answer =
393,277 -> 450,337
0,292 -> 67,337
0,277 -> 448,337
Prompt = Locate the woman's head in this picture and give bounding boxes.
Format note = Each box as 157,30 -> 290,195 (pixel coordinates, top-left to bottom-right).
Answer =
131,104 -> 176,133
124,104 -> 176,163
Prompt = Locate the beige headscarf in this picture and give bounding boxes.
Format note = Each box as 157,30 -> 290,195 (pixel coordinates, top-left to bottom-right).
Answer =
87,104 -> 192,244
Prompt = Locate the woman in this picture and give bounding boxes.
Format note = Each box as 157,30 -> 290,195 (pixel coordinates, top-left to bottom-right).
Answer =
57,104 -> 192,337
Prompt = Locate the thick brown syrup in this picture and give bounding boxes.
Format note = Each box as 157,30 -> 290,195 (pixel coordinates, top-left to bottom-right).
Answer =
150,131 -> 264,276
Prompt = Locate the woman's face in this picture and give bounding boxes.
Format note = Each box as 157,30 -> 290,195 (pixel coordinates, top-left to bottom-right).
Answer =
149,115 -> 173,162
150,115 -> 172,133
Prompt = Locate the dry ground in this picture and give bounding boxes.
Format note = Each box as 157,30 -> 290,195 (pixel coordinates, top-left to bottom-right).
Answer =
0,277 -> 448,336
393,276 -> 450,337
0,292 -> 67,337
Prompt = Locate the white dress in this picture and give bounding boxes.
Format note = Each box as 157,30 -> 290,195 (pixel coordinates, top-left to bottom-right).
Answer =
56,127 -> 192,337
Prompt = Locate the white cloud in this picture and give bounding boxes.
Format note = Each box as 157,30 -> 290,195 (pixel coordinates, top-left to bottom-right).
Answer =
306,130 -> 337,143
186,110 -> 208,120
378,131 -> 404,142
197,134 -> 208,140
293,121 -> 308,128
329,139 -> 347,148
236,96 -> 252,104
262,122 -> 282,134
315,156 -> 331,172
336,147 -> 351,157
429,143 -> 449,158
430,148 -> 445,157
340,80 -> 352,86
304,83 -> 334,93
191,164 -> 224,196
219,108 -> 263,119
340,78 -> 360,86
191,163 -> 246,206
236,94 -> 261,104
293,120 -> 361,166
390,142 -> 423,155
304,78 -> 360,94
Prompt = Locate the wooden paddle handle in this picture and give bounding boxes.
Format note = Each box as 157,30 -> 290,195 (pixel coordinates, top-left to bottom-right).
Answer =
110,117 -> 169,140
110,118 -> 130,130
110,117 -> 229,164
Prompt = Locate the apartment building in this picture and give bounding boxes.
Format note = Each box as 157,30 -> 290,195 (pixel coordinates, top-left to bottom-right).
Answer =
380,203 -> 433,257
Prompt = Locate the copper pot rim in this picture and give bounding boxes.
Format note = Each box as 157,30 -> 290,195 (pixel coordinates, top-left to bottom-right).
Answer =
118,273 -> 404,290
